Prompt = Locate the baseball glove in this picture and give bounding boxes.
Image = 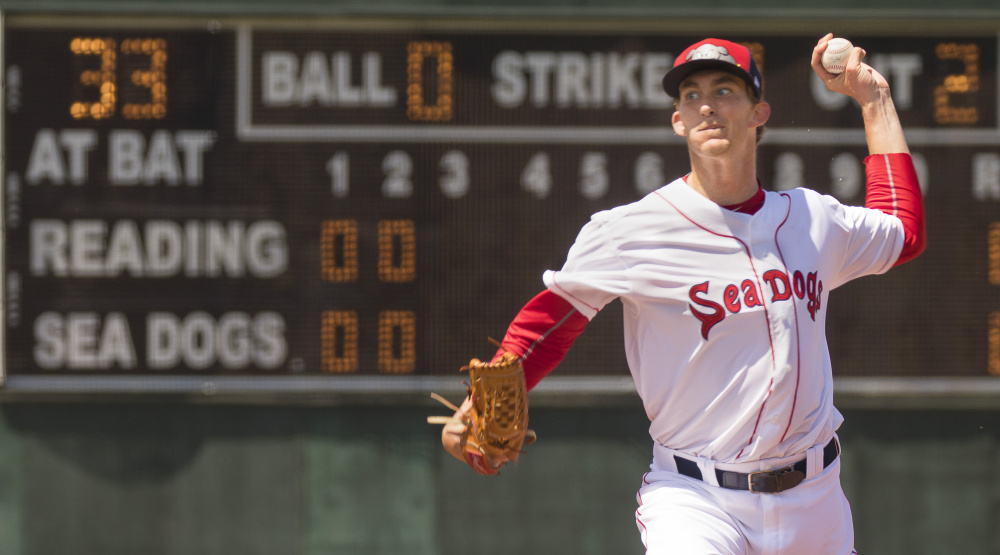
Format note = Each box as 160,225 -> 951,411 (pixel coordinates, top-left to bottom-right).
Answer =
428,347 -> 536,476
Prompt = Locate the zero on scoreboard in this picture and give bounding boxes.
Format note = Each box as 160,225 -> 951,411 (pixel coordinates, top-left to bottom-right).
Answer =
2,15 -> 999,394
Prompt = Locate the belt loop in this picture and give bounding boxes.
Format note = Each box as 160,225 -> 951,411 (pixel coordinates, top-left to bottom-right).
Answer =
806,442 -> 822,477
700,459 -> 720,487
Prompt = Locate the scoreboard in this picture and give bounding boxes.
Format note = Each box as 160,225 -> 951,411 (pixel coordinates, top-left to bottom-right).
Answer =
3,15 -> 1000,395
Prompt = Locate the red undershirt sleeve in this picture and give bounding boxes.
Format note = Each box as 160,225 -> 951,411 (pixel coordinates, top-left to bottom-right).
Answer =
863,153 -> 926,266
489,289 -> 590,391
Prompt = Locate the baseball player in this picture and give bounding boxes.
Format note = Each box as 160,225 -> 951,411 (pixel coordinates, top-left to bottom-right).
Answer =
441,34 -> 925,554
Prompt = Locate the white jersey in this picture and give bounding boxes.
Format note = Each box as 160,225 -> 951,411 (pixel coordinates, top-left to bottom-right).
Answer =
543,178 -> 904,463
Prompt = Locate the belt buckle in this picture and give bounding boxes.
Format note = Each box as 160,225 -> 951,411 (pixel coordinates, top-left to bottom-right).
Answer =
748,464 -> 800,494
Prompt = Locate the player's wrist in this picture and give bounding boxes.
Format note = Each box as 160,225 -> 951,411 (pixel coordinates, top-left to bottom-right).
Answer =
860,89 -> 909,154
857,85 -> 893,113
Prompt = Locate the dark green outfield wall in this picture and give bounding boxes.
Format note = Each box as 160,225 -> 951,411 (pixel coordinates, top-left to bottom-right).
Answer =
0,402 -> 997,555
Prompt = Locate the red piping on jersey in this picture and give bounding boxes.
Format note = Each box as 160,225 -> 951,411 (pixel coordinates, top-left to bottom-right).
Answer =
773,193 -> 802,443
741,377 -> 775,459
654,191 -> 779,459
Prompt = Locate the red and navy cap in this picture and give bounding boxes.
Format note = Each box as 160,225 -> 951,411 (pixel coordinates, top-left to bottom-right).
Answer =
662,38 -> 763,100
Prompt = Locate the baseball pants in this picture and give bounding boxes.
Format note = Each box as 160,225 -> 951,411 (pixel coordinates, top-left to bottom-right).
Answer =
635,440 -> 856,555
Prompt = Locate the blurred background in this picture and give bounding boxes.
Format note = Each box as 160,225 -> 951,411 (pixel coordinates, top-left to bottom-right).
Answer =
0,0 -> 999,553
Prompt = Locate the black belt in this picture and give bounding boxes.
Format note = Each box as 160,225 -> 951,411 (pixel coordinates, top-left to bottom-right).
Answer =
673,438 -> 840,494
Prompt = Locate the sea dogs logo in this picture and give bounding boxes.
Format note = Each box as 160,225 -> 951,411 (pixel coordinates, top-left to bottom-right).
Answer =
686,44 -> 736,64
688,269 -> 824,340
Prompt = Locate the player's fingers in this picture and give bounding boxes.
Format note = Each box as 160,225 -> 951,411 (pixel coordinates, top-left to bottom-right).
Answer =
810,34 -> 831,69
844,46 -> 866,72
441,418 -> 470,462
810,33 -> 838,81
443,417 -> 467,435
812,62 -> 837,82
842,44 -> 890,92
811,34 -> 833,58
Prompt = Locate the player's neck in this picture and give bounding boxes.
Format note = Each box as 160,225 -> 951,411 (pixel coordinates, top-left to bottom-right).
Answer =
685,154 -> 760,207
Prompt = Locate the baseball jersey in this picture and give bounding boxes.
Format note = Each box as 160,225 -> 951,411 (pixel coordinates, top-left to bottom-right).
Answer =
542,178 -> 904,463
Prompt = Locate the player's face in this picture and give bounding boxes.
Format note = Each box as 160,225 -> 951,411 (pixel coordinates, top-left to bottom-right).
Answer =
671,70 -> 769,156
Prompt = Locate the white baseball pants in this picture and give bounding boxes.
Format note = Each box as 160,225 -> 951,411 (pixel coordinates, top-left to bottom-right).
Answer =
635,442 -> 856,555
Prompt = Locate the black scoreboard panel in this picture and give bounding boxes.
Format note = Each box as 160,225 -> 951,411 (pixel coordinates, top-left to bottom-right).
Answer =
3,17 -> 999,391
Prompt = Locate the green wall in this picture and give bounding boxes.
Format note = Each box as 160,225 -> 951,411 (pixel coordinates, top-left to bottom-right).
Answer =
0,402 -> 997,554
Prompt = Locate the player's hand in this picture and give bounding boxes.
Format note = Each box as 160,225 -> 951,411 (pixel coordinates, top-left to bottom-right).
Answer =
441,395 -> 511,473
811,33 -> 889,105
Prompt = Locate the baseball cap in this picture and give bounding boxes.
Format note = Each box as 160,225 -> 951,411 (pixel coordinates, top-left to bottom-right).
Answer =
662,38 -> 763,100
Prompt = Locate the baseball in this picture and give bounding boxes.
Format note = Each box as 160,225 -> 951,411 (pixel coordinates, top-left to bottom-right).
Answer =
821,38 -> 853,74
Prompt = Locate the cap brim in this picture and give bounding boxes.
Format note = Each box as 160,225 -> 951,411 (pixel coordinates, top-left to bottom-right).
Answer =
662,59 -> 758,99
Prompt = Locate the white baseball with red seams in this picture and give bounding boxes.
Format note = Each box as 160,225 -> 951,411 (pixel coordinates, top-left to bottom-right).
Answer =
821,38 -> 853,74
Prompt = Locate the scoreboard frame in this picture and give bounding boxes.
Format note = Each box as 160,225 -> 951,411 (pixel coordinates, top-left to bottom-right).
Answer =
2,14 -> 1000,406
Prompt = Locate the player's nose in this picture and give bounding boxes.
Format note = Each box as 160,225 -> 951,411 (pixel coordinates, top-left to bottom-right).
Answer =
700,103 -> 715,116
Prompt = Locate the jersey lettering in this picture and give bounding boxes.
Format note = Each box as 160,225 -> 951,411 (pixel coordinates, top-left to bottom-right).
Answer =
741,279 -> 763,308
763,269 -> 792,301
723,284 -> 741,312
688,281 -> 725,340
805,271 -> 823,319
687,269 -> 824,339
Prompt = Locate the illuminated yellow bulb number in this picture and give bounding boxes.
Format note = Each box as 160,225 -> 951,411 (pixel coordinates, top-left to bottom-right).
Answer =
378,311 -> 417,374
120,38 -> 168,120
319,310 -> 416,374
407,41 -> 453,122
378,219 -> 416,283
70,37 -> 117,120
934,43 -> 979,125
321,310 -> 359,373
69,36 -> 167,120
320,220 -> 418,373
321,219 -> 415,283
320,219 -> 359,282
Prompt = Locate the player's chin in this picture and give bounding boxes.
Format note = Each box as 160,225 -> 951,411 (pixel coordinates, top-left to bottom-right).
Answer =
698,138 -> 733,155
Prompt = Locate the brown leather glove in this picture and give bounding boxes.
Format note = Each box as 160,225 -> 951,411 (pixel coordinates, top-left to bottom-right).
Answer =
429,350 -> 535,476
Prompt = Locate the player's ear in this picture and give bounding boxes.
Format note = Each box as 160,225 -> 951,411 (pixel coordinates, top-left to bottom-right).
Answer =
671,110 -> 687,136
751,101 -> 771,128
